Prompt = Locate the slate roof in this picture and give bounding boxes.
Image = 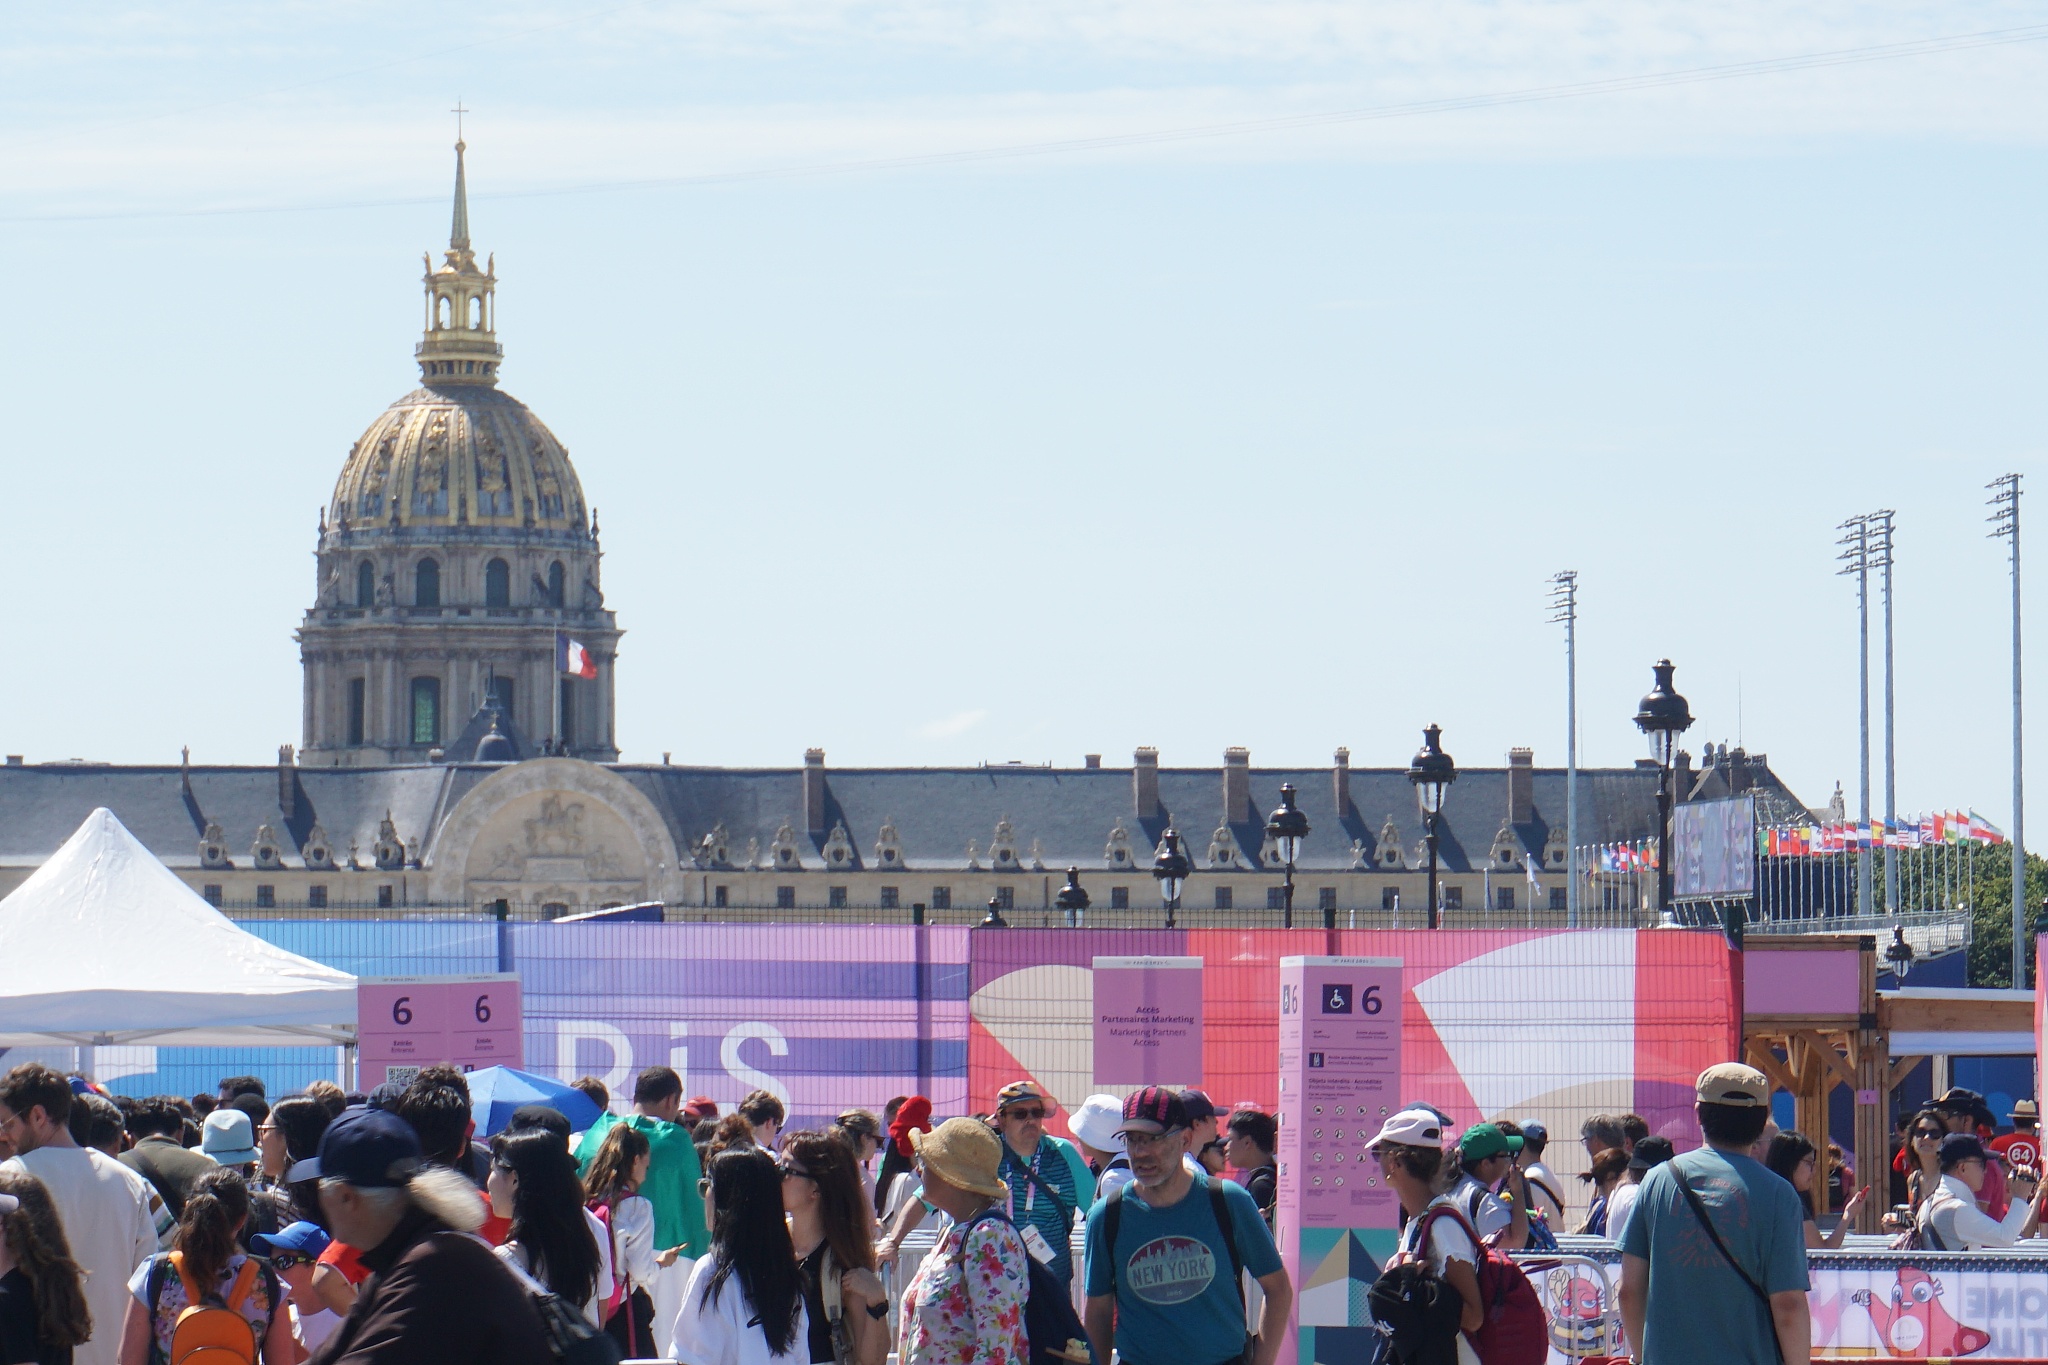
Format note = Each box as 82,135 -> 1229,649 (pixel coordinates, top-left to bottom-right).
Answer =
0,750 -> 1816,875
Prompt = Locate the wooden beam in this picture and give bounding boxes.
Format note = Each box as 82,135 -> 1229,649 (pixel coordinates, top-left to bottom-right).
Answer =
1793,1030 -> 1859,1092
1882,995 -> 2034,1034
1889,1056 -> 1929,1091
1748,1045 -> 1799,1096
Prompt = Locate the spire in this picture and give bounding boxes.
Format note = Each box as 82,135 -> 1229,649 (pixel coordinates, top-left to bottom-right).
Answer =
450,138 -> 471,255
416,135 -> 501,386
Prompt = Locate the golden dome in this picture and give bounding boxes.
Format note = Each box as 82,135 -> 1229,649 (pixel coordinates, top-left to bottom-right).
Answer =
327,141 -> 589,535
328,385 -> 588,532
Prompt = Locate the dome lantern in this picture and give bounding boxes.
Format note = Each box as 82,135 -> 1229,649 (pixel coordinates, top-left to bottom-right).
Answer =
415,139 -> 503,387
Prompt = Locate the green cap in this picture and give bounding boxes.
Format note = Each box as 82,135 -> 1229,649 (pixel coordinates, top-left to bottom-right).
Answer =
1458,1122 -> 1524,1161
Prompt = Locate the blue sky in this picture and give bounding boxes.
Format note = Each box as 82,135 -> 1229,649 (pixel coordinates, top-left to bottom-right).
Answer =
2,3 -> 2045,833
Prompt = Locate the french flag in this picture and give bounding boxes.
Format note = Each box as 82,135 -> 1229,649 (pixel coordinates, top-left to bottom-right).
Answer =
556,632 -> 598,680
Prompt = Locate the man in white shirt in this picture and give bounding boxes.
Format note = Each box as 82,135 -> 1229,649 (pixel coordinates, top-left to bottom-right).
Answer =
1449,1123 -> 1528,1248
1921,1133 -> 2047,1249
0,1065 -> 159,1365
1513,1121 -> 1566,1227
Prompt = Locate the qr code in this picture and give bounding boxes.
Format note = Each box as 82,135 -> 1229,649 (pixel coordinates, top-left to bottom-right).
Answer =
385,1067 -> 421,1088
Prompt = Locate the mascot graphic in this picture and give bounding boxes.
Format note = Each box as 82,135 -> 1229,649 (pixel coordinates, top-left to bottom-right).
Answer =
1544,1266 -> 1618,1359
1850,1266 -> 1992,1358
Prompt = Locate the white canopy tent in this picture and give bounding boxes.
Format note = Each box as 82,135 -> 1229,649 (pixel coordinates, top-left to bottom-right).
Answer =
0,807 -> 357,1047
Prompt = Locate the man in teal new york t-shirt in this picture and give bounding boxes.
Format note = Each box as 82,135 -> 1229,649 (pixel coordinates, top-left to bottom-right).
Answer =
1084,1087 -> 1292,1365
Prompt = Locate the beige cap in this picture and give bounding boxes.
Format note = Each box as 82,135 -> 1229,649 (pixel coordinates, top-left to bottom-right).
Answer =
1696,1062 -> 1770,1109
910,1117 -> 1011,1200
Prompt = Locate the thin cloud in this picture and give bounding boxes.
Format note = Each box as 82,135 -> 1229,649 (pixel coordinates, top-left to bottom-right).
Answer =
920,708 -> 989,739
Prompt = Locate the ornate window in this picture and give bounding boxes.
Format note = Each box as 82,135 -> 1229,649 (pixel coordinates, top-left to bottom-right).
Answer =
356,561 -> 375,608
547,561 -> 566,606
347,679 -> 366,747
415,559 -> 440,607
410,677 -> 440,745
485,558 -> 510,607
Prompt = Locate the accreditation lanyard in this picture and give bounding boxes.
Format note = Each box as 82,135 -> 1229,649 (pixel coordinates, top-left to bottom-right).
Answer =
1013,1145 -> 1046,1215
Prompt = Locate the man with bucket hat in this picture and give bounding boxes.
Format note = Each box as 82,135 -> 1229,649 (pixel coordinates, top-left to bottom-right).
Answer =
1082,1088 -> 1292,1365
1619,1064 -> 1809,1365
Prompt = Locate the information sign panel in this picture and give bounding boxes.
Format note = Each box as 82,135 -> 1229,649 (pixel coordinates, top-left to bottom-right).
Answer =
1275,956 -> 1403,1365
357,973 -> 523,1089
1092,956 -> 1203,1086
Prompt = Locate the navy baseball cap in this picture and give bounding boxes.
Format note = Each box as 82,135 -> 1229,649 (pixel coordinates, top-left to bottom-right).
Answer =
288,1106 -> 422,1187
1117,1086 -> 1190,1137
1178,1089 -> 1218,1122
250,1221 -> 333,1259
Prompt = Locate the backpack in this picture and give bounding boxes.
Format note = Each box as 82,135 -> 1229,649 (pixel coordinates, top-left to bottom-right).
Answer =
1406,1205 -> 1548,1365
1098,1177 -> 1254,1365
1366,1255 -> 1465,1365
960,1209 -> 1093,1365
586,1199 -> 629,1321
153,1251 -> 263,1365
496,1243 -> 626,1365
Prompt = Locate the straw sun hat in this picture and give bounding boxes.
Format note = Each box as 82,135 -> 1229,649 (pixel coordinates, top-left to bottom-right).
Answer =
911,1117 -> 1011,1200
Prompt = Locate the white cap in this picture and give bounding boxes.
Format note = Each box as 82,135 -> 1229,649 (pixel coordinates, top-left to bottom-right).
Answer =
1069,1094 -> 1127,1155
0,1192 -> 16,1216
1368,1107 -> 1446,1150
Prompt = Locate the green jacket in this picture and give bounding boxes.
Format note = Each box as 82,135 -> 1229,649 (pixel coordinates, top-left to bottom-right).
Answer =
575,1111 -> 707,1256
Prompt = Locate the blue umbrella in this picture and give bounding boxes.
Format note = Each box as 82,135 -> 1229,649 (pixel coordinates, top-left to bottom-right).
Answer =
464,1066 -> 604,1137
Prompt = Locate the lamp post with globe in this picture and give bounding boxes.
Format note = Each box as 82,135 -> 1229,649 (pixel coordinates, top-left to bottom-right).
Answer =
1632,659 -> 1694,929
1266,784 -> 1311,929
1152,829 -> 1192,929
1406,726 -> 1458,929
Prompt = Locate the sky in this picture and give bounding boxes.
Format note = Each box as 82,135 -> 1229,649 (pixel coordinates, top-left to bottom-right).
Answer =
1,2 -> 2045,833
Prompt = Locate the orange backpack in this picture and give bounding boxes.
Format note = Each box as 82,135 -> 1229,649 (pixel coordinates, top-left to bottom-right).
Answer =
163,1251 -> 261,1365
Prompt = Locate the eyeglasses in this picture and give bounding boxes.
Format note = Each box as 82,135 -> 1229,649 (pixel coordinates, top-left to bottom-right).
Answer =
258,1125 -> 281,1136
1121,1129 -> 1182,1152
1004,1107 -> 1048,1121
269,1253 -> 313,1270
778,1161 -> 815,1182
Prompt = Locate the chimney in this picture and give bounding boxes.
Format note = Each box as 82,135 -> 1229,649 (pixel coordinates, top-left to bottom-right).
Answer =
278,744 -> 298,820
803,748 -> 828,836
1133,747 -> 1160,819
1084,754 -> 1101,770
1222,747 -> 1251,822
1506,748 -> 1533,825
1332,747 -> 1352,817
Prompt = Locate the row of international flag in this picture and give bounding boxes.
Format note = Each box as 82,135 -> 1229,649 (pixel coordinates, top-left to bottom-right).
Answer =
1759,810 -> 2006,857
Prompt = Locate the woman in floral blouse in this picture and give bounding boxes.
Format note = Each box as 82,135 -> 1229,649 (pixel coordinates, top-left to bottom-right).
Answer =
900,1118 -> 1031,1365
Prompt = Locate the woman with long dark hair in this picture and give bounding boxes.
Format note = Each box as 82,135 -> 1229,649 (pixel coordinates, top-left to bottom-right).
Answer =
585,1122 -> 668,1356
1904,1109 -> 1948,1214
118,1168 -> 294,1365
1767,1130 -> 1865,1248
487,1129 -> 604,1327
0,1172 -> 91,1365
875,1098 -> 929,1220
782,1132 -> 887,1365
671,1147 -> 807,1365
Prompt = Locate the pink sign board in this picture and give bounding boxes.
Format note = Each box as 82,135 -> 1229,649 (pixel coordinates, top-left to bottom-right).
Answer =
1744,948 -> 1861,1015
358,974 -> 524,1089
1092,956 -> 1203,1086
1276,956 -> 1403,1365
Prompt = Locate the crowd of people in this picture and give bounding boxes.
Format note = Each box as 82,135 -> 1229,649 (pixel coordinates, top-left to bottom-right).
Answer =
0,1067 -> 1298,1365
3,1056 -> 2041,1365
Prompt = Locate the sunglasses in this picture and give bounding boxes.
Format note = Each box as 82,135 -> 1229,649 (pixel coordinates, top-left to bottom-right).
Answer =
1004,1107 -> 1049,1121
270,1253 -> 313,1271
778,1160 -> 815,1181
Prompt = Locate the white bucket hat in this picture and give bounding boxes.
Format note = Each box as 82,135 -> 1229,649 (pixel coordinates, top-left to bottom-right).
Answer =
1069,1094 -> 1127,1154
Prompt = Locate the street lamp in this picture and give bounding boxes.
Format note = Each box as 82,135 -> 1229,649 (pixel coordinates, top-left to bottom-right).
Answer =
1884,924 -> 1915,983
1406,725 -> 1458,929
1266,783 -> 1311,929
980,893 -> 1009,929
1152,828 -> 1192,929
1633,659 -> 1694,930
1055,867 -> 1090,928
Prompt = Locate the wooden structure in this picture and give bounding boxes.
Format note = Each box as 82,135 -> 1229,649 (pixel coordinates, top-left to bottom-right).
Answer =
1742,934 -> 1888,1232
1741,934 -> 2037,1233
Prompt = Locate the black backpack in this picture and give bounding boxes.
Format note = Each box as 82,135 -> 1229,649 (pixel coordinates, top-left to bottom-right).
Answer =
960,1209 -> 1092,1365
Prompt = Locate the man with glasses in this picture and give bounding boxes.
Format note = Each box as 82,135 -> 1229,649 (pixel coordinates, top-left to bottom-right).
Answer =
991,1080 -> 1093,1290
1083,1087 -> 1292,1365
252,1220 -> 345,1354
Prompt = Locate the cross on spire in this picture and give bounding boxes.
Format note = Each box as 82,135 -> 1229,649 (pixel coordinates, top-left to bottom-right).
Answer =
452,100 -> 469,142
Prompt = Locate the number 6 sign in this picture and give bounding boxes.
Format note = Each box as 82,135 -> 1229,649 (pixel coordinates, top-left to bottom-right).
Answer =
357,973 -> 523,1089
